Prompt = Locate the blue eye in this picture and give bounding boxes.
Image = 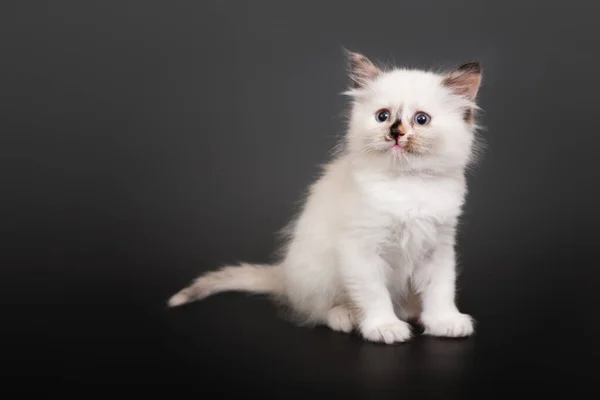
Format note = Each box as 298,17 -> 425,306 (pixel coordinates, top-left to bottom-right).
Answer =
376,109 -> 391,122
413,112 -> 431,126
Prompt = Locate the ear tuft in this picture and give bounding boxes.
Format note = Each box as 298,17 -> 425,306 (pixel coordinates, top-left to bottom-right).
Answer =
442,61 -> 482,101
344,49 -> 382,89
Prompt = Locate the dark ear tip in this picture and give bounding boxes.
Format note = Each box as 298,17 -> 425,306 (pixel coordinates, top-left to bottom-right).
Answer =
341,47 -> 352,56
458,61 -> 482,73
342,48 -> 365,61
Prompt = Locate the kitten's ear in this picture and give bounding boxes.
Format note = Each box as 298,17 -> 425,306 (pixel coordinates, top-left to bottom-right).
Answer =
442,61 -> 482,101
345,50 -> 382,89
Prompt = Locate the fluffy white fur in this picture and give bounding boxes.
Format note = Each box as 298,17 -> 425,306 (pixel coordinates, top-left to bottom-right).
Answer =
168,51 -> 483,344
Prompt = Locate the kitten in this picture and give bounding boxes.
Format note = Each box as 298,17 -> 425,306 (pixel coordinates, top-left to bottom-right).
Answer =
168,51 -> 483,344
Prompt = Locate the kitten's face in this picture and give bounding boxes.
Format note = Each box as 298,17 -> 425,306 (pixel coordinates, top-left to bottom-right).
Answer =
344,52 -> 482,172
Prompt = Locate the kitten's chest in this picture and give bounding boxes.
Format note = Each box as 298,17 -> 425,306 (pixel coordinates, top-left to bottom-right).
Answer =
357,174 -> 464,223
357,174 -> 464,262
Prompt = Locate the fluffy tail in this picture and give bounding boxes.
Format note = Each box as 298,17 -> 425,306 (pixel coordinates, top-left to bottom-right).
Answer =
167,263 -> 284,307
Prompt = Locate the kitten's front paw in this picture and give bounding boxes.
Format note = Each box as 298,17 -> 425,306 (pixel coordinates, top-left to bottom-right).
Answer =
421,313 -> 474,338
360,318 -> 412,344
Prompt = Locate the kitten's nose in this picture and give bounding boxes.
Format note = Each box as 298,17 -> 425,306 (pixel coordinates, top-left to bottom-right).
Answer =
390,129 -> 404,139
390,121 -> 405,139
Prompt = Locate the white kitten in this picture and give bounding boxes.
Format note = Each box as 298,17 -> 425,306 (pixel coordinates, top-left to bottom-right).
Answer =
168,51 -> 483,344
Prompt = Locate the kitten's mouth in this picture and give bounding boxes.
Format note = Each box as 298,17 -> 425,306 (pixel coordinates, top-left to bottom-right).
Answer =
392,140 -> 406,151
381,135 -> 411,154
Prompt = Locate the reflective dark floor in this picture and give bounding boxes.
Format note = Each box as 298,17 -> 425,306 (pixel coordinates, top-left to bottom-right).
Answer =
4,248 -> 599,396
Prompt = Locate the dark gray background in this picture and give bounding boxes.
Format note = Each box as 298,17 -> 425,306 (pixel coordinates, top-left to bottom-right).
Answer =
2,0 -> 599,394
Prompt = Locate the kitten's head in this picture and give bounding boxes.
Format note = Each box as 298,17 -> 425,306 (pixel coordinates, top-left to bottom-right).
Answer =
343,51 -> 483,173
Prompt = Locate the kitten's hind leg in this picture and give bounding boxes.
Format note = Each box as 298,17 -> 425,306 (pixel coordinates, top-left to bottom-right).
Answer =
325,305 -> 354,333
